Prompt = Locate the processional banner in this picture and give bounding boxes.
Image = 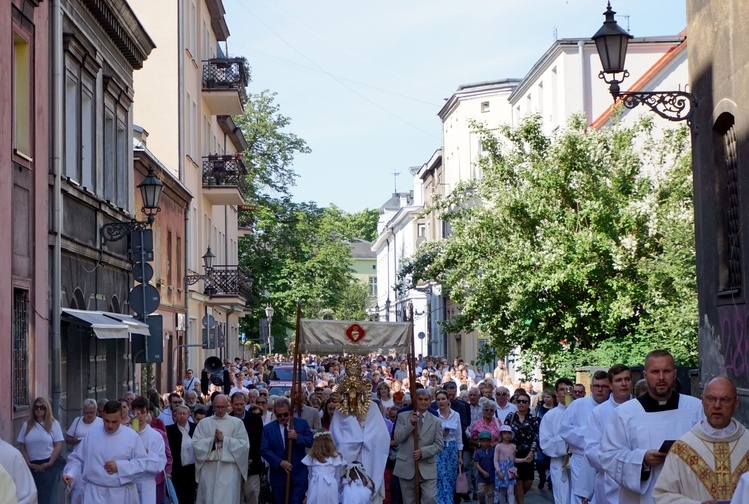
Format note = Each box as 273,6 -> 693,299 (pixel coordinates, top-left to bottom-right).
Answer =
299,319 -> 411,355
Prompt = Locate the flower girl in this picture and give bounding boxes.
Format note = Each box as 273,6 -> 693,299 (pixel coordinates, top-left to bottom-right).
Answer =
301,431 -> 345,504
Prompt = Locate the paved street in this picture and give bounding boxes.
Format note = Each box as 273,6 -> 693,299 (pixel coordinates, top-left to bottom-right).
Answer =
461,474 -> 555,504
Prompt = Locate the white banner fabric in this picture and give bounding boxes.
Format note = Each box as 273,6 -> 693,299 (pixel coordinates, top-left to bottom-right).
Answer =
299,319 -> 411,355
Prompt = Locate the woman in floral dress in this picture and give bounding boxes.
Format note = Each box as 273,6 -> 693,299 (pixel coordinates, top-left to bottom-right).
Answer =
504,390 -> 540,504
435,389 -> 463,504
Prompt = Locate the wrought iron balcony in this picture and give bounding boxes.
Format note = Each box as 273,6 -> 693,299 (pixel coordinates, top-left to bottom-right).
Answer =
202,58 -> 247,90
202,154 -> 249,206
202,58 -> 247,115
203,265 -> 253,300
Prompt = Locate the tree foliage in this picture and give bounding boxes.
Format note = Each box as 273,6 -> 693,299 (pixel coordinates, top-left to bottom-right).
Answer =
401,115 -> 697,377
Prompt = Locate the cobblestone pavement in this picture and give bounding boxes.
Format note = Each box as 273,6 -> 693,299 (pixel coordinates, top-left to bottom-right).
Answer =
460,474 -> 555,504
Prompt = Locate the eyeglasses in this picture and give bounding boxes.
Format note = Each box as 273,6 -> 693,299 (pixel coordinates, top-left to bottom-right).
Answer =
34,405 -> 46,411
259,393 -> 267,396
591,384 -> 610,390
704,396 -> 735,406
516,399 -> 529,404
276,412 -> 290,418
496,392 -> 508,396
256,400 -> 267,405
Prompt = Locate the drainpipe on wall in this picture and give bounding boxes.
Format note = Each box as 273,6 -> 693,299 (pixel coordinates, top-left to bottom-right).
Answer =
51,0 -> 63,417
178,0 -> 185,183
183,205 -> 190,376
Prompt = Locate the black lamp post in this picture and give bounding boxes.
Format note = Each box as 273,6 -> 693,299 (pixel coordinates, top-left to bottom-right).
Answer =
101,166 -> 163,242
593,2 -> 695,124
186,247 -> 217,296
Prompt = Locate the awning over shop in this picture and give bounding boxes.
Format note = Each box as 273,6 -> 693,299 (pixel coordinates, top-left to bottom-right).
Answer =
61,308 -> 150,340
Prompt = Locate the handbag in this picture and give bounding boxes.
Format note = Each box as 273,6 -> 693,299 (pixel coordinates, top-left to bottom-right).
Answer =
162,473 -> 179,504
455,466 -> 469,494
508,465 -> 518,479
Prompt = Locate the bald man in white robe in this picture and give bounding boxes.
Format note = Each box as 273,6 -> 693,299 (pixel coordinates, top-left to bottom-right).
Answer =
192,394 -> 249,504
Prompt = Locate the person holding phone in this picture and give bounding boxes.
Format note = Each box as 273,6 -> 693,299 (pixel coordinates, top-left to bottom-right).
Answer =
600,350 -> 702,504
654,376 -> 749,503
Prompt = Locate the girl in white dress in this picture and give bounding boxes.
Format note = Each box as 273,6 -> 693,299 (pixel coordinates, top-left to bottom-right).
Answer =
340,461 -> 375,504
302,431 -> 345,504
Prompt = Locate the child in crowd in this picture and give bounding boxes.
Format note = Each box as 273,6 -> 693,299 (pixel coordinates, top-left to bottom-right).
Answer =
301,431 -> 345,504
340,461 -> 375,504
473,430 -> 496,504
495,424 -> 519,504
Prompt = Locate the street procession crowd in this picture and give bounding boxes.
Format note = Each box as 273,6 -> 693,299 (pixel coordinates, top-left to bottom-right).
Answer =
3,349 -> 749,503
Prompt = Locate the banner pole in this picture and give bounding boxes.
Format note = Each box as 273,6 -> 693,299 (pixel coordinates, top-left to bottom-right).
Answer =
406,302 -> 420,504
285,301 -> 302,504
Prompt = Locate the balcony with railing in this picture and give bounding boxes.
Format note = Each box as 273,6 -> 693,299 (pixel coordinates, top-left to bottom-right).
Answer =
202,58 -> 247,115
204,265 -> 253,307
202,154 -> 249,206
237,204 -> 256,237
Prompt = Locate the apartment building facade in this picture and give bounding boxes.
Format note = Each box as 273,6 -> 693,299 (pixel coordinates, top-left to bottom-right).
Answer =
131,0 -> 251,383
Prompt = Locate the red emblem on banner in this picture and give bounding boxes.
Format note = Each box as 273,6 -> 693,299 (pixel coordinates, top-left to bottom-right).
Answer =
345,323 -> 366,343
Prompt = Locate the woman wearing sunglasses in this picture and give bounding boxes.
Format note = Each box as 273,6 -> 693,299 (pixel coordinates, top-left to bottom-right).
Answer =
17,397 -> 64,504
504,390 -> 540,504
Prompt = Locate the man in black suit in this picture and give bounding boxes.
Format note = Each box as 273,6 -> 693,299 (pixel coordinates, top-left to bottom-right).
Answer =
166,405 -> 197,504
230,392 -> 264,504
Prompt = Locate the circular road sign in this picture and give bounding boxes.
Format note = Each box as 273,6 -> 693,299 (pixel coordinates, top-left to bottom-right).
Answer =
129,284 -> 160,316
132,263 -> 154,284
418,331 -> 426,340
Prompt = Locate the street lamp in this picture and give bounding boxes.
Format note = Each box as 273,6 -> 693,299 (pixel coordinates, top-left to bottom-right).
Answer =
101,166 -> 163,243
592,2 -> 695,124
265,304 -> 274,355
186,246 -> 216,296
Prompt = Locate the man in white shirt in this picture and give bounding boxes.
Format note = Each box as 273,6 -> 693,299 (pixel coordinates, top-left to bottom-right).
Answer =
184,369 -> 197,391
494,387 -> 518,421
600,350 -> 702,504
159,392 -> 183,427
562,370 -> 611,503
584,364 -> 633,504
539,377 -> 574,504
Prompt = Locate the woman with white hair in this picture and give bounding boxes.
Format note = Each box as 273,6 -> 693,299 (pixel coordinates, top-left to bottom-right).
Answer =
65,399 -> 103,449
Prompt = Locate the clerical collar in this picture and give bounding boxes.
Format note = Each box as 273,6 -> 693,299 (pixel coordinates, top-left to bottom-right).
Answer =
637,391 -> 680,412
701,418 -> 738,438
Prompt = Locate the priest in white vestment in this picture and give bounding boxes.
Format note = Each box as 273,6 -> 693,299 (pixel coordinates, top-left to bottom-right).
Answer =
600,350 -> 703,504
330,400 -> 390,502
131,396 -> 168,504
0,438 -> 37,504
561,370 -> 611,504
584,364 -> 633,504
539,378 -> 574,504
63,400 -> 149,504
654,376 -> 749,503
192,394 -> 249,504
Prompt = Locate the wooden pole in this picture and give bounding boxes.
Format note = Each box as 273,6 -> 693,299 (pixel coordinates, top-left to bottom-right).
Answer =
285,302 -> 302,504
407,302 -> 420,504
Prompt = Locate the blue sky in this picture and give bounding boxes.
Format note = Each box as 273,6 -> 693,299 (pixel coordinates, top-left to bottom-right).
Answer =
222,0 -> 687,213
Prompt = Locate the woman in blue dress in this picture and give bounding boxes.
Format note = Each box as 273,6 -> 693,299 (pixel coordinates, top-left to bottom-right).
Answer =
435,389 -> 463,504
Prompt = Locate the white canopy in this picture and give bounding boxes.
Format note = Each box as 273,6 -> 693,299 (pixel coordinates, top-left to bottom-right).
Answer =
299,319 -> 411,355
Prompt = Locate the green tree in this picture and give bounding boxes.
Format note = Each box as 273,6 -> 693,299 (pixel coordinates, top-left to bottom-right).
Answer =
401,115 -> 697,378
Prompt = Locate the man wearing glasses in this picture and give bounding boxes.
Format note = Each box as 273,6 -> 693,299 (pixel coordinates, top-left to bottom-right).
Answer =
160,392 -> 184,427
655,376 -> 749,502
561,370 -> 611,504
192,394 -> 250,503
495,387 -> 518,419
260,397 -> 314,504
